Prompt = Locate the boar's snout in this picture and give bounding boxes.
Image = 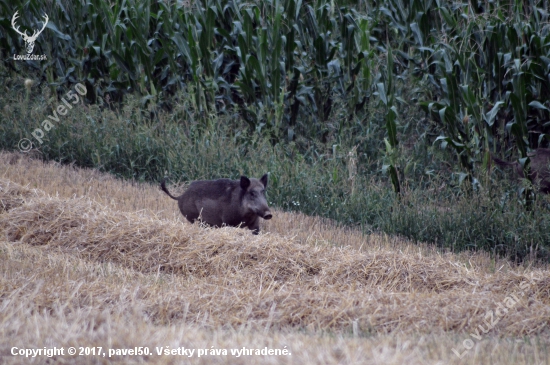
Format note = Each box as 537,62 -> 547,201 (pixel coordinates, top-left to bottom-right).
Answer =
263,211 -> 273,220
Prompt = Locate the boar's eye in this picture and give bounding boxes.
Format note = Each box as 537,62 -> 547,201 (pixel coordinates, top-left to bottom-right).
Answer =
250,191 -> 256,197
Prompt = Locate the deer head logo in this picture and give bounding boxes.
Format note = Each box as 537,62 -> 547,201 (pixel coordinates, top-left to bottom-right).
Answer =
11,11 -> 48,54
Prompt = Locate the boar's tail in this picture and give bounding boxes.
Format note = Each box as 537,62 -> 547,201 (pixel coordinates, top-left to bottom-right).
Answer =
160,178 -> 179,200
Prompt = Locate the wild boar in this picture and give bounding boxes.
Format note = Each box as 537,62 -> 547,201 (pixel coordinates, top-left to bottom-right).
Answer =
492,148 -> 550,194
160,174 -> 272,234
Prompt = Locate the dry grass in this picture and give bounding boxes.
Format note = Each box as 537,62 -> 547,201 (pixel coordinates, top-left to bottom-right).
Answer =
1,151 -> 550,364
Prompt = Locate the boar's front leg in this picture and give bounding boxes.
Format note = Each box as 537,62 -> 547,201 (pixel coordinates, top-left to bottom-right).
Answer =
249,216 -> 260,235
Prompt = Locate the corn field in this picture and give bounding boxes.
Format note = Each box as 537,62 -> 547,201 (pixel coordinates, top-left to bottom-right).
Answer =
1,0 -> 550,193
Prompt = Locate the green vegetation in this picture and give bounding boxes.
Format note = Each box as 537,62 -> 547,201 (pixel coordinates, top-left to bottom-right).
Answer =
1,0 -> 549,260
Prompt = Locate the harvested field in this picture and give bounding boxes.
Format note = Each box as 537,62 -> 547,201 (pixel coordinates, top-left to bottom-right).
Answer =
1,151 -> 549,364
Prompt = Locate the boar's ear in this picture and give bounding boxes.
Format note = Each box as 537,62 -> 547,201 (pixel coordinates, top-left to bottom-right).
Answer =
240,176 -> 251,190
260,174 -> 268,188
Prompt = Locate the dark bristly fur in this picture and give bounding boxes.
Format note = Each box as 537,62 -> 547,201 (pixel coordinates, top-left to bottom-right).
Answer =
161,174 -> 272,234
491,148 -> 550,194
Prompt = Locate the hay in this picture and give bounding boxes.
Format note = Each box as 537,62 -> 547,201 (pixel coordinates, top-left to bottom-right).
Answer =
0,178 -> 39,213
2,241 -> 548,364
2,152 -> 550,364
1,176 -> 549,337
